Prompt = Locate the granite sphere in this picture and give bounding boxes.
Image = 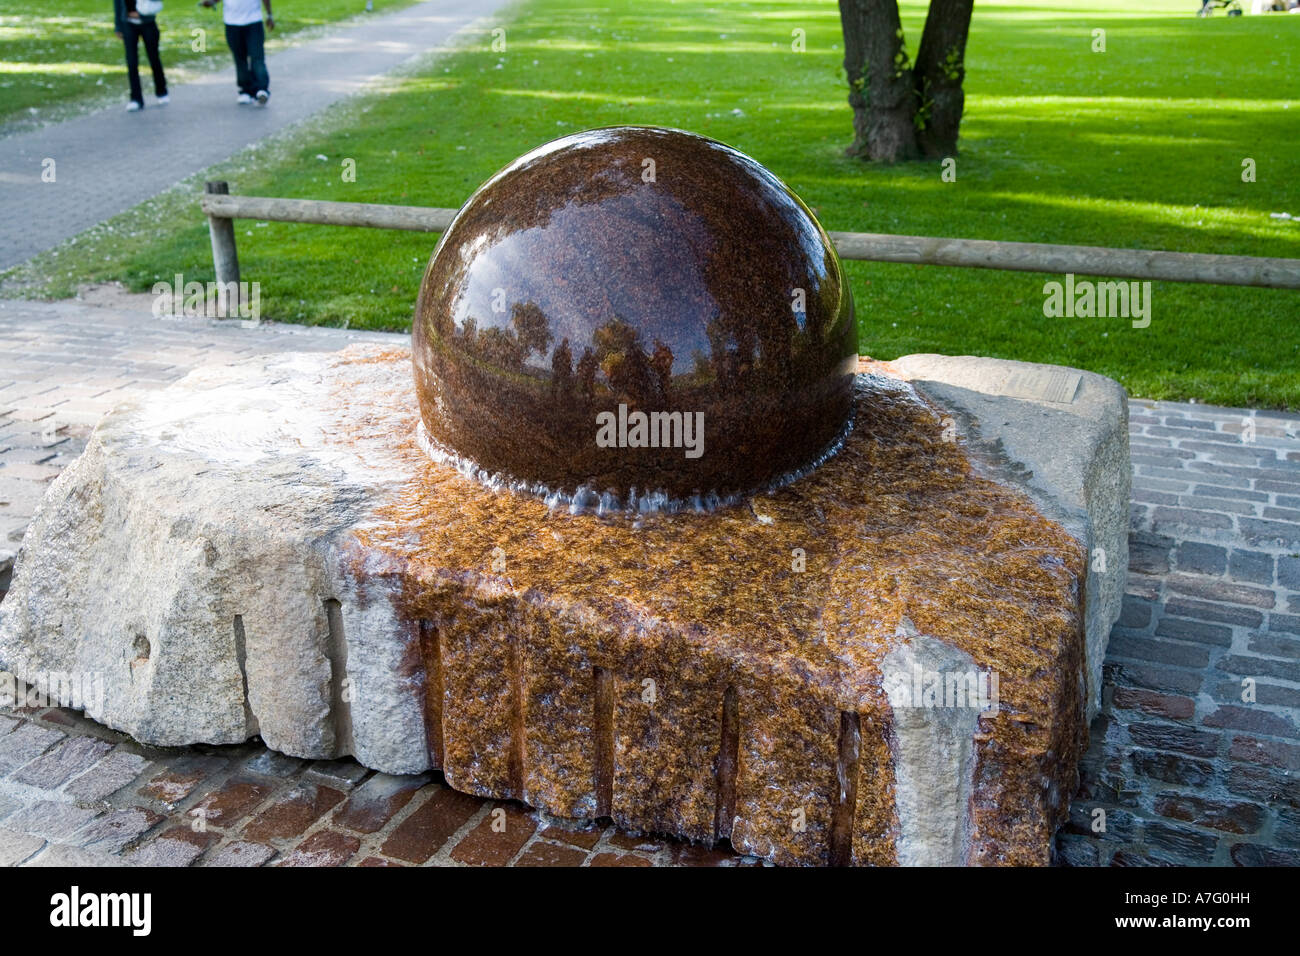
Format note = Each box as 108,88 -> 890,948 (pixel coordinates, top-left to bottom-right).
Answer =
412,126 -> 858,508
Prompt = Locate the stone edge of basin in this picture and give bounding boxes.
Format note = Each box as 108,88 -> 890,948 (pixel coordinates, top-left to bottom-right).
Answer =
888,353 -> 1131,724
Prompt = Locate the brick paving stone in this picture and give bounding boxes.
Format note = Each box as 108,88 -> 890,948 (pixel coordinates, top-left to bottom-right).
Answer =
1152,616 -> 1232,647
1238,518 -> 1300,549
73,807 -> 163,853
1219,680 -> 1300,709
1108,849 -> 1180,866
1269,613 -> 1300,635
590,851 -> 653,867
1131,750 -> 1215,788
0,448 -> 58,466
1228,735 -> 1300,771
1280,556 -> 1300,590
1109,634 -> 1210,669
1203,705 -> 1298,737
0,827 -> 44,865
514,841 -> 588,867
1127,723 -> 1221,758
380,788 -> 480,864
138,766 -> 208,805
1118,597 -> 1153,629
190,775 -> 274,828
1166,574 -> 1275,608
1164,598 -> 1263,629
22,844 -> 123,867
606,831 -> 666,853
450,804 -> 536,866
63,749 -> 149,802
1112,688 -> 1195,721
1230,844 -> 1300,866
1195,485 -> 1267,502
126,826 -> 213,866
243,750 -> 306,778
1152,507 -> 1234,534
1128,532 -> 1174,575
277,829 -> 361,867
134,755 -> 227,805
243,783 -> 346,843
304,758 -> 370,789
1248,633 -> 1300,658
1055,834 -> 1101,867
0,722 -> 65,773
11,735 -> 113,789
540,823 -> 605,850
3,408 -> 54,424
1066,801 -> 1139,843
206,841 -> 277,867
333,772 -> 429,834
1153,793 -> 1265,835
0,462 -> 61,482
1224,764 -> 1299,806
670,843 -> 739,866
1228,550 -> 1274,585
357,856 -> 404,867
2,800 -> 101,841
1143,822 -> 1219,863
1175,542 -> 1227,575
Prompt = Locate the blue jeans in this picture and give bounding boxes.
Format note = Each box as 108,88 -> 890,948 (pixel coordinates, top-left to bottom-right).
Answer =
225,21 -> 269,96
122,18 -> 167,105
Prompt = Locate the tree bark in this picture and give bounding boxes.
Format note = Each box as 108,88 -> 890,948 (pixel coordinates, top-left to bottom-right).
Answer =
913,0 -> 974,158
838,0 -> 919,163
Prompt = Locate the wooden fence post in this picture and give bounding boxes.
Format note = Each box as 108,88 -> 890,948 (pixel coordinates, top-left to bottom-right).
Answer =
205,181 -> 240,285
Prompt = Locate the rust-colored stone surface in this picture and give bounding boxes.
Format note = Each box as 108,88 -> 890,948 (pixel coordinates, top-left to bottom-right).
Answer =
411,126 -> 858,506
332,349 -> 1087,866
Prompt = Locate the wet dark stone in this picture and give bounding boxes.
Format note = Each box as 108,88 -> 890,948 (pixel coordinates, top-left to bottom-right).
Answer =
411,126 -> 857,507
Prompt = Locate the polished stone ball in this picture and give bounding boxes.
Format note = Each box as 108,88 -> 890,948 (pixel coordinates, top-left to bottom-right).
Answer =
411,126 -> 858,509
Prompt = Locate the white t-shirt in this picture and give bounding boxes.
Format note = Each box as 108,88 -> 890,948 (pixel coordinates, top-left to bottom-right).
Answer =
222,0 -> 264,26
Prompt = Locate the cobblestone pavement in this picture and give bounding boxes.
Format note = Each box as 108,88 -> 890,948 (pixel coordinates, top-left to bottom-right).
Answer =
0,0 -> 509,269
0,298 -> 1297,866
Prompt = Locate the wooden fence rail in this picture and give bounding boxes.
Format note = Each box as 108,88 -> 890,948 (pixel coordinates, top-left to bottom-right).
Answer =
200,181 -> 1300,291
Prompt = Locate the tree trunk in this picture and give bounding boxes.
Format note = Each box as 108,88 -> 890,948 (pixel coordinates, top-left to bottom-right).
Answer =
913,0 -> 974,158
838,0 -> 919,163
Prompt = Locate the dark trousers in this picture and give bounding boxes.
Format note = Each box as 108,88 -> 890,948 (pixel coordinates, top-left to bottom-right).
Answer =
122,18 -> 167,104
225,22 -> 269,96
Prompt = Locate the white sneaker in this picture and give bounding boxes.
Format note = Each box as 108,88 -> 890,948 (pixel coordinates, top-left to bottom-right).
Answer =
126,101 -> 143,112
156,93 -> 169,106
255,90 -> 269,106
237,93 -> 254,105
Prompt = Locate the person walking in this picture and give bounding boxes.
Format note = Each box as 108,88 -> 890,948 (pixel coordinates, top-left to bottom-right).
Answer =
201,0 -> 275,106
113,0 -> 169,112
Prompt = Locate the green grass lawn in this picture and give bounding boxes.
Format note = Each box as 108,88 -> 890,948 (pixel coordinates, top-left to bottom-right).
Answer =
0,0 -> 420,126
5,0 -> 1299,407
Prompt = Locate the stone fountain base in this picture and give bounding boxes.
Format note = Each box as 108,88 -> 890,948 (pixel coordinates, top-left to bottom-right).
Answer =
0,345 -> 1128,866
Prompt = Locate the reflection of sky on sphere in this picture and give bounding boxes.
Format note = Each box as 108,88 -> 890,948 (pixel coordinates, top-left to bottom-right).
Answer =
451,196 -> 719,374
444,127 -> 836,377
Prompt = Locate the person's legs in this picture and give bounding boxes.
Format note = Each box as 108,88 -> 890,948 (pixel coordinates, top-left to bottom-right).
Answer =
245,21 -> 269,95
225,23 -> 253,96
141,19 -> 167,97
122,21 -> 144,106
